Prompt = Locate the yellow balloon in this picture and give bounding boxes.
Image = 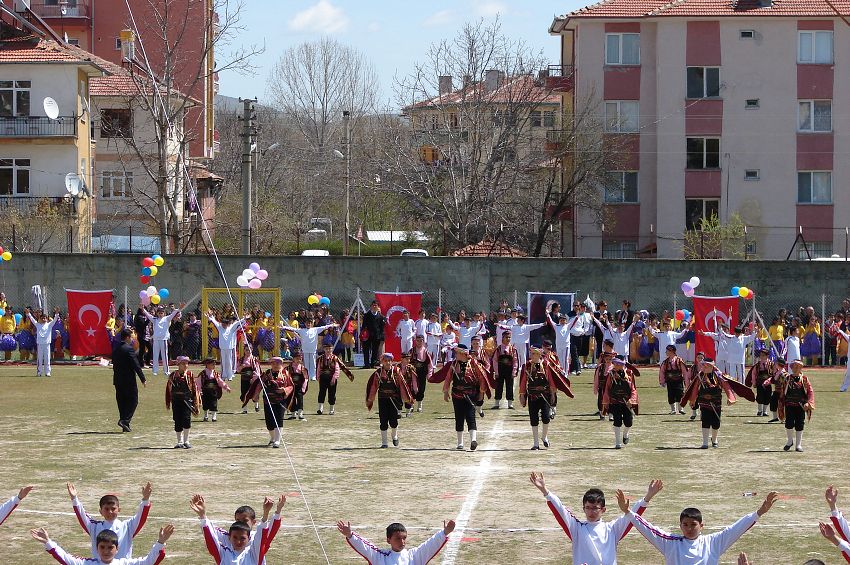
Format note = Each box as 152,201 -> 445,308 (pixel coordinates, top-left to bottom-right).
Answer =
150,294 -> 161,305
149,265 -> 158,276
0,251 -> 10,261
738,287 -> 749,298
153,257 -> 164,267
307,295 -> 319,305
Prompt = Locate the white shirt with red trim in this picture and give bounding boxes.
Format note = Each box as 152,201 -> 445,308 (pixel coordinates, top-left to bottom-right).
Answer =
626,510 -> 758,564
43,540 -> 164,565
832,510 -> 850,541
212,514 -> 282,565
72,497 -> 151,560
838,538 -> 850,563
201,518 -> 270,564
545,492 -> 646,565
345,529 -> 448,565
0,494 -> 20,526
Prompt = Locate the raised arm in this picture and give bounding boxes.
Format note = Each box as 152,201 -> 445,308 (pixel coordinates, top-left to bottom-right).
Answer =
530,472 -> 577,540
610,480 -> 662,540
133,525 -> 170,565
67,483 -> 94,535
0,488 -> 27,526
409,527 -> 451,565
37,533 -> 86,565
126,482 -> 153,538
26,312 -> 37,326
827,487 -> 850,542
617,490 -> 672,554
339,522 -> 382,563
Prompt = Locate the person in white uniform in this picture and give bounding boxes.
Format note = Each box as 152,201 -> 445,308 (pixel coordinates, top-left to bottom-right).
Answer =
280,318 -> 337,380
337,518 -> 455,564
718,326 -> 756,383
395,310 -> 416,354
592,316 -> 635,359
499,314 -> 546,367
207,311 -> 250,381
650,320 -> 691,365
425,313 -> 443,364
27,311 -> 60,377
142,306 -> 182,376
548,314 -> 578,373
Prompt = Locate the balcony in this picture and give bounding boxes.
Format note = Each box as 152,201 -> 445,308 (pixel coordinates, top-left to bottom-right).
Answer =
27,1 -> 91,19
0,116 -> 77,138
544,129 -> 571,152
540,65 -> 575,92
0,196 -> 73,215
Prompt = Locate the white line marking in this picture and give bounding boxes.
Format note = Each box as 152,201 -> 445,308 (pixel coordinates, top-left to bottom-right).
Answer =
441,419 -> 504,565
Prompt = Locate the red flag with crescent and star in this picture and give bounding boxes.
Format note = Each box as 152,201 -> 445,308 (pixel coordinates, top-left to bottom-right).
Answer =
374,292 -> 422,358
66,289 -> 114,356
692,295 -> 740,359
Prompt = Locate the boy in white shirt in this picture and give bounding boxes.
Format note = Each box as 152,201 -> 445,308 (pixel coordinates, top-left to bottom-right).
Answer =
719,326 -> 756,383
395,310 -> 416,354
193,493 -> 284,565
141,305 -> 182,376
0,485 -> 33,527
208,311 -> 251,380
530,472 -> 660,565
31,524 -> 173,565
425,313 -> 443,364
617,489 -> 778,565
27,310 -> 60,376
337,518 -> 455,564
826,485 -> 850,544
785,326 -> 802,364
414,310 -> 428,339
499,314 -> 546,367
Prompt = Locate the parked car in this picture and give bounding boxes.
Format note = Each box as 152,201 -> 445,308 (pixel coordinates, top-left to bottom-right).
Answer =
400,248 -> 429,257
301,249 -> 330,256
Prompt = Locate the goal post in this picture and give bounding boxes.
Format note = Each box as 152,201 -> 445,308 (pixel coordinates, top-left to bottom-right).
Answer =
201,287 -> 282,358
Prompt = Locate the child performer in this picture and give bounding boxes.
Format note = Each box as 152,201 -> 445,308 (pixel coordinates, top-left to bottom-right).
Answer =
746,348 -> 774,416
499,314 -> 546,367
530,472 -> 659,565
687,351 -> 704,421
490,330 -> 518,410
190,495 -> 282,564
602,357 -> 639,449
519,348 -> 558,449
165,356 -> 200,449
765,357 -> 789,423
199,357 -> 231,422
0,307 -> 17,360
784,325 -> 802,364
284,351 -> 310,420
395,309 -> 416,354
831,324 -> 850,393
66,481 -> 152,559
398,352 -> 419,417
659,345 -> 688,415
281,319 -> 337,381
432,344 -> 490,451
141,305 -> 182,376
337,518 -> 455,564
237,343 -> 261,414
316,341 -> 354,415
244,356 -> 292,448
195,494 -> 283,565
31,524 -> 173,565
0,485 -> 33,527
719,326 -> 756,383
819,522 -> 850,563
826,486 -> 850,550
650,319 -> 691,365
681,359 -> 737,449
616,489 -> 778,564
207,311 -> 250,381
548,313 -> 578,374
409,334 -> 433,412
779,359 -> 815,452
27,309 -> 60,377
365,353 -> 412,447
425,313 -> 443,365
16,307 -> 36,362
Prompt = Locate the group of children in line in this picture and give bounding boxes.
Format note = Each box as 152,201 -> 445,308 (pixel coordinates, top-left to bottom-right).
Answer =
4,478 -> 849,563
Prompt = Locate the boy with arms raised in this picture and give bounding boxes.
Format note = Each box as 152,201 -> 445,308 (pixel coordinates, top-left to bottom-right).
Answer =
192,494 -> 285,565
530,472 -> 659,564
616,488 -> 778,564
0,485 -> 33,527
337,518 -> 455,564
67,482 -> 152,560
31,524 -> 173,565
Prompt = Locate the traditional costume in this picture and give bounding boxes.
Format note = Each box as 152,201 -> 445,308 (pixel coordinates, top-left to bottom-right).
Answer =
659,346 -> 689,415
602,358 -> 639,449
243,358 -> 293,447
779,360 -> 815,452
165,364 -> 200,448
365,354 -> 413,448
316,347 -> 354,415
430,345 -> 490,450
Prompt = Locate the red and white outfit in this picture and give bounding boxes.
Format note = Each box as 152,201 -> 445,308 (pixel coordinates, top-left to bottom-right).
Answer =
545,491 -> 647,565
42,540 -> 164,565
344,529 -> 448,564
201,518 -> 273,565
72,496 -> 151,559
0,494 -> 21,526
211,514 -> 282,565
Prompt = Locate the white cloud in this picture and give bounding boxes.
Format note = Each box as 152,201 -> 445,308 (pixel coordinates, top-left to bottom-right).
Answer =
288,0 -> 349,34
473,0 -> 508,17
423,9 -> 456,27
367,21 -> 381,33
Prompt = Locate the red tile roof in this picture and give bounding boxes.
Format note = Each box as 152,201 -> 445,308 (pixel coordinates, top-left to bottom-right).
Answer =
404,75 -> 560,112
556,0 -> 850,22
451,237 -> 528,257
0,33 -> 101,64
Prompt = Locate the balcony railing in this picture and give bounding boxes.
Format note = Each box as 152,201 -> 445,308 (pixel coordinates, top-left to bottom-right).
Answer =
544,129 -> 571,152
28,1 -> 91,18
0,196 -> 74,215
0,116 -> 77,138
540,65 -> 575,92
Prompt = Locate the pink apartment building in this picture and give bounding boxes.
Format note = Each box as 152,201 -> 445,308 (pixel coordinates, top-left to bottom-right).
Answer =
550,0 -> 850,259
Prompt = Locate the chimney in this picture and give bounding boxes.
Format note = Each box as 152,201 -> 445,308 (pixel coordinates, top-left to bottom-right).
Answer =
438,76 -> 453,96
119,29 -> 136,62
484,69 -> 503,94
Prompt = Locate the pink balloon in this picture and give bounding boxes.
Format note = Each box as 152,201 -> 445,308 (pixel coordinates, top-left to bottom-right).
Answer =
256,269 -> 268,281
248,279 -> 262,289
141,294 -> 151,305
684,288 -> 695,298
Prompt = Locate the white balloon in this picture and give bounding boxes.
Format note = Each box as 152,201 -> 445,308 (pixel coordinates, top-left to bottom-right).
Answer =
146,285 -> 157,295
242,269 -> 255,280
236,275 -> 249,287
689,276 -> 701,288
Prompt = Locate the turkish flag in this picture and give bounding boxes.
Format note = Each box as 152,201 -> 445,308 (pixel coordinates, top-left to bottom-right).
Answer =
66,289 -> 114,356
692,296 -> 740,358
374,292 -> 422,358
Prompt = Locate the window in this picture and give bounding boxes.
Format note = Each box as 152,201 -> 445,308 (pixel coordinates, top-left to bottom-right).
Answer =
531,111 -> 542,127
797,241 -> 832,260
603,241 -> 637,259
798,100 -> 831,132
604,172 -> 638,203
115,37 -> 122,50
798,31 -> 833,63
746,99 -> 760,109
429,114 -> 438,130
605,33 -> 640,65
797,171 -> 831,203
746,241 -> 757,255
0,159 -> 30,195
0,81 -> 31,117
100,109 -> 132,138
449,113 -> 459,129
686,137 -> 720,169
604,101 -> 639,132
68,38 -> 80,46
685,198 -> 720,231
744,170 -> 760,180
100,171 -> 133,198
740,30 -> 755,39
686,67 -> 720,98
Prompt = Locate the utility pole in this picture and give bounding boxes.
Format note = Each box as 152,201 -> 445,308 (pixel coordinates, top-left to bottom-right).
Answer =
240,98 -> 257,255
342,110 -> 351,256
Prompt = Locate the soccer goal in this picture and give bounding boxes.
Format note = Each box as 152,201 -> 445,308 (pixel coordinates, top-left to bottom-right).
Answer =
200,287 -> 282,358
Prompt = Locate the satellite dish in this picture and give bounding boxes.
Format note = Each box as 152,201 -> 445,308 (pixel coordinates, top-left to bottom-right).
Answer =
65,173 -> 81,197
80,96 -> 91,117
61,5 -> 67,15
43,97 -> 59,120
63,32 -> 69,43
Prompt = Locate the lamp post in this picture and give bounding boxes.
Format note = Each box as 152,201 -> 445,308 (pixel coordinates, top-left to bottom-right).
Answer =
342,111 -> 351,255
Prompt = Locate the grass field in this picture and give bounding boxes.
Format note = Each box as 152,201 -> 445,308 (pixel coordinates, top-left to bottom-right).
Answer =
0,362 -> 848,564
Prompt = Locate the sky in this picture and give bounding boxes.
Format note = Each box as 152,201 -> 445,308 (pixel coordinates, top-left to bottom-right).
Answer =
217,0 -> 587,109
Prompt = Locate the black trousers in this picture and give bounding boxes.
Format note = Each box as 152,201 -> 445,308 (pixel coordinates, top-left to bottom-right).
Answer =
115,385 -> 138,424
363,338 -> 381,367
700,405 -> 721,430
378,397 -> 399,430
264,400 -> 285,430
137,339 -> 150,366
240,378 -> 252,404
610,403 -> 633,427
291,390 -> 304,412
784,405 -> 806,431
569,343 -> 580,372
415,372 -> 427,402
597,387 -> 605,413
171,398 -> 192,432
756,384 -> 772,405
769,390 -> 780,412
528,396 -> 550,427
452,397 -> 477,431
495,375 -> 514,401
201,389 -> 218,412
317,374 -> 337,405
666,380 -> 684,405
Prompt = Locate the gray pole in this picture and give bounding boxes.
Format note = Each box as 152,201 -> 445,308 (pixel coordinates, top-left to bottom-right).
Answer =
343,110 -> 351,256
240,98 -> 255,255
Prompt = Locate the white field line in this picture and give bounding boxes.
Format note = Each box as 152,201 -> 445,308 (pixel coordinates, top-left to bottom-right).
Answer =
440,419 -> 505,565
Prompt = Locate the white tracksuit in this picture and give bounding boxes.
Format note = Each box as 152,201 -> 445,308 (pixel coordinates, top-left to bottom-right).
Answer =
425,322 -> 442,362
345,529 -> 448,565
501,322 -> 546,366
210,317 -> 247,380
396,319 -> 416,353
449,321 -> 483,348
721,331 -> 756,382
551,318 -> 578,372
281,324 -> 334,379
143,310 -> 179,375
593,318 -> 635,358
28,313 -> 59,376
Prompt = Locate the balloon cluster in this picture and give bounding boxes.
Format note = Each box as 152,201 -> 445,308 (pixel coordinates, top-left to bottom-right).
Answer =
675,309 -> 692,322
140,254 -> 165,284
307,293 -> 331,306
0,245 -> 13,263
139,285 -> 170,306
680,276 -> 700,298
731,285 -> 755,300
237,262 -> 269,289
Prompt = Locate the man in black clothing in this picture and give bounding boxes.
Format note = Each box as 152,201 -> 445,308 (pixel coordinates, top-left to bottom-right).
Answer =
615,300 -> 634,328
363,301 -> 386,368
113,328 -> 146,432
133,306 -> 151,367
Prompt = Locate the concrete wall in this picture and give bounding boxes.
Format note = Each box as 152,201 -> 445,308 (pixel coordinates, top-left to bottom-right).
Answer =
2,254 -> 850,315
